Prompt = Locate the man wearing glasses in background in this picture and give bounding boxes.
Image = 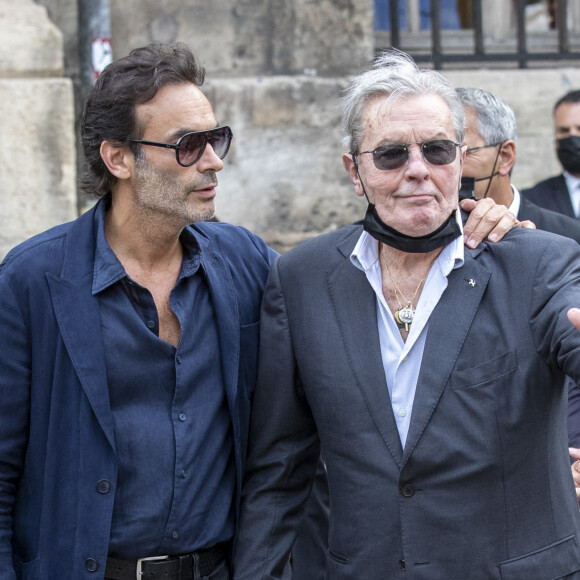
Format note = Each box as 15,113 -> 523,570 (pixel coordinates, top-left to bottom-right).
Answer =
0,43 -> 520,580
233,50 -> 580,579
457,86 -> 580,242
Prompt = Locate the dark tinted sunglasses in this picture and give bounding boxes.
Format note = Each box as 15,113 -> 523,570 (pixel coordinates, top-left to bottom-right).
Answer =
131,126 -> 233,167
357,139 -> 461,171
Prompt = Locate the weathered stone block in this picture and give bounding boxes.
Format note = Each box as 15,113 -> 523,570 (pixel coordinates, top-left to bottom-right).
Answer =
0,79 -> 77,258
269,0 -> 374,75
205,76 -> 365,239
0,0 -> 63,76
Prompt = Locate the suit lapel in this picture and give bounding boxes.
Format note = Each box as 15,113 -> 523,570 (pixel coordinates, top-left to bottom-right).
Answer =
402,254 -> 490,465
47,207 -> 115,449
199,238 -> 240,425
554,176 -> 576,217
328,229 -> 404,466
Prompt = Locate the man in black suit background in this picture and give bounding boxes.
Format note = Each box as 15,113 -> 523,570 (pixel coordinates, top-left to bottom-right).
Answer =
522,89 -> 580,219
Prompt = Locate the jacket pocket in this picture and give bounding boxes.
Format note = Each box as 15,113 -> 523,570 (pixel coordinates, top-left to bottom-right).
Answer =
13,555 -> 40,579
499,535 -> 580,579
451,350 -> 517,390
327,546 -> 349,564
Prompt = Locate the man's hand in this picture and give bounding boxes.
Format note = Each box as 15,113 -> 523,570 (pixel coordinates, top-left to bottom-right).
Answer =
460,198 -> 536,249
570,448 -> 580,506
568,308 -> 580,331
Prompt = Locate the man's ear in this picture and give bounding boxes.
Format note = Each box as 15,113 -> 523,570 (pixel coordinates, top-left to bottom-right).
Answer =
100,140 -> 133,180
498,140 -> 516,177
342,153 -> 365,197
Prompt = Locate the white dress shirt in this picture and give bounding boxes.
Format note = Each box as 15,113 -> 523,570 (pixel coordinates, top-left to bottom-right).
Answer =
508,184 -> 522,218
563,170 -> 580,217
350,212 -> 465,448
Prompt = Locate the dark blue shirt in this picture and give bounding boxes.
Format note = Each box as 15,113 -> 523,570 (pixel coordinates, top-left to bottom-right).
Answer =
92,204 -> 235,558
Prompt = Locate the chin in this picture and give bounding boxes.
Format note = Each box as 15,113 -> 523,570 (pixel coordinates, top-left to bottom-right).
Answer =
403,209 -> 443,235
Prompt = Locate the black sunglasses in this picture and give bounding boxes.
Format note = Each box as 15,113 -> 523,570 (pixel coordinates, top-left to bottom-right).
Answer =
130,126 -> 233,167
357,139 -> 461,171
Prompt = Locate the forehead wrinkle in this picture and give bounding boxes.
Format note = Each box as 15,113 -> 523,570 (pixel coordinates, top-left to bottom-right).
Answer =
365,99 -> 454,147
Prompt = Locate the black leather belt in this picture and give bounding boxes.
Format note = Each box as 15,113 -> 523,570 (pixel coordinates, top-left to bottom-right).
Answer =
105,541 -> 228,580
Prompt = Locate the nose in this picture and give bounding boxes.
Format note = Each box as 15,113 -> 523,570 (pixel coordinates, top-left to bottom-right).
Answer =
405,144 -> 429,179
197,142 -> 224,172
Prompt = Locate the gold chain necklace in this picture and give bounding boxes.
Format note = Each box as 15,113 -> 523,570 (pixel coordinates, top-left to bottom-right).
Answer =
383,256 -> 436,332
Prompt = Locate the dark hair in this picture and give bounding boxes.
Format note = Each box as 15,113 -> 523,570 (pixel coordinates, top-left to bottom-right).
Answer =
80,42 -> 206,198
554,89 -> 580,113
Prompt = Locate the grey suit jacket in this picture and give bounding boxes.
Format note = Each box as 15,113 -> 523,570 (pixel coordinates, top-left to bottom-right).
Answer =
234,223 -> 580,580
522,174 -> 576,219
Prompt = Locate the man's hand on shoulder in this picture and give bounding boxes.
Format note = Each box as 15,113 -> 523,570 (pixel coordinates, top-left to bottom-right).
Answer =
460,198 -> 536,249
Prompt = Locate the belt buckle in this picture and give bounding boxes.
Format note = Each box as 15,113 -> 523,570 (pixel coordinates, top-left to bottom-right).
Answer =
136,554 -> 169,579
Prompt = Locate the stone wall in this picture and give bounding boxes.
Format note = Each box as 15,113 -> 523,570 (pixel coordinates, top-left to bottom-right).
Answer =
444,67 -> 580,194
103,0 -> 373,77
0,0 -> 76,259
9,1 -> 580,255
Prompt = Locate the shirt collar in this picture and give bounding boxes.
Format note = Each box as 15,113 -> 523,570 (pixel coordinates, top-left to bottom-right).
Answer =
563,171 -> 580,217
563,170 -> 580,191
92,201 -> 202,295
350,209 -> 465,276
509,184 -> 522,218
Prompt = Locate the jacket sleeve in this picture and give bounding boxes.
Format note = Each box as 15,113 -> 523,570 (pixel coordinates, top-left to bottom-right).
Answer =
0,267 -> 31,579
232,259 -> 320,580
529,234 -> 580,381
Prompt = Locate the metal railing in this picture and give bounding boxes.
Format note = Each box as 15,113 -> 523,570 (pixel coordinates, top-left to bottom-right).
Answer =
378,0 -> 580,69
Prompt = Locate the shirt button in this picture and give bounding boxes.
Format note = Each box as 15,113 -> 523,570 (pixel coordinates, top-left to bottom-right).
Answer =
176,355 -> 182,364
171,530 -> 179,539
400,483 -> 415,497
85,558 -> 99,572
398,408 -> 407,418
181,469 -> 187,478
96,479 -> 111,494
179,413 -> 187,422
399,560 -> 406,570
147,320 -> 156,329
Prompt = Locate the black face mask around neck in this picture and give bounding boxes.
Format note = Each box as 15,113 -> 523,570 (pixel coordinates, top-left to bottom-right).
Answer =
363,203 -> 462,253
459,177 -> 476,201
557,136 -> 580,175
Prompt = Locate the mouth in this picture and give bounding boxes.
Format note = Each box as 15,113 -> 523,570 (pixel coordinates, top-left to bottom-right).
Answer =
192,184 -> 218,198
398,192 -> 436,201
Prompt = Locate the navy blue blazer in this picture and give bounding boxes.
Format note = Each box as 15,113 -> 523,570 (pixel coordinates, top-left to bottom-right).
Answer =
522,174 -> 577,219
0,202 -> 275,579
